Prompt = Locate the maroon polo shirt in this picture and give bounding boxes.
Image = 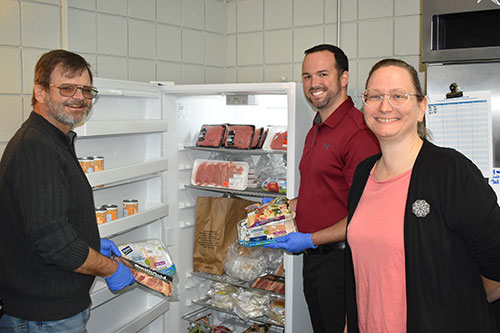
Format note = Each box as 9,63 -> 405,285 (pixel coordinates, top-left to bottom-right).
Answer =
295,97 -> 380,233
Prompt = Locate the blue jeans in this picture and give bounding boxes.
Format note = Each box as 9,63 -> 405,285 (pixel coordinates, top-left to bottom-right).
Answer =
0,309 -> 89,333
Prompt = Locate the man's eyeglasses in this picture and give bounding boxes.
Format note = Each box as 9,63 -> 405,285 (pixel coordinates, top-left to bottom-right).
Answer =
362,89 -> 424,108
49,83 -> 98,99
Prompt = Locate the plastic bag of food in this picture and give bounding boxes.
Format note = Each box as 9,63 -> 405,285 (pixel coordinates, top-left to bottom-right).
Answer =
224,240 -> 283,281
254,154 -> 286,189
206,282 -> 239,310
245,197 -> 293,228
232,289 -> 271,320
117,239 -> 178,298
262,126 -> 287,151
237,217 -> 297,247
266,298 -> 285,326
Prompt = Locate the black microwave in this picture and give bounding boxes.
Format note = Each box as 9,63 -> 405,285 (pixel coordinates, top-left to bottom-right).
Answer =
422,0 -> 500,64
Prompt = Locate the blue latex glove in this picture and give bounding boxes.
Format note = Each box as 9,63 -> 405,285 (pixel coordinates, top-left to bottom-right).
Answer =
100,238 -> 121,258
105,262 -> 135,292
263,232 -> 317,253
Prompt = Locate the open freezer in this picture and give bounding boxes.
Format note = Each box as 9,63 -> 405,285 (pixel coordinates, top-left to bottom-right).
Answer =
75,79 -> 313,332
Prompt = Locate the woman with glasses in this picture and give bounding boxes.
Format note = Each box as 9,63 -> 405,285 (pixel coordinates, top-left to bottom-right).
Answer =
345,58 -> 500,332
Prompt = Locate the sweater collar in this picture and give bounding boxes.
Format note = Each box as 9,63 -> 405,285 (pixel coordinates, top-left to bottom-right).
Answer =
313,96 -> 354,128
28,112 -> 76,146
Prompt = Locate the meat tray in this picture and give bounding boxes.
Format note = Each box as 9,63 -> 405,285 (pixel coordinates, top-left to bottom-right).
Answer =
191,159 -> 249,191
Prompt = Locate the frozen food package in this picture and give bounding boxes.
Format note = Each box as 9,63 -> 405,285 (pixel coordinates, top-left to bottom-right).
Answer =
250,127 -> 264,149
261,177 -> 286,194
262,126 -> 287,151
191,159 -> 249,190
266,298 -> 285,326
257,128 -> 268,149
245,197 -> 294,228
206,282 -> 239,310
196,124 -> 226,148
224,124 -> 255,149
238,217 -> 297,247
117,239 -> 177,298
232,289 -> 271,320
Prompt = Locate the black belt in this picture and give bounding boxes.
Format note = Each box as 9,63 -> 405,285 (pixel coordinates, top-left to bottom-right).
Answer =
303,241 -> 346,255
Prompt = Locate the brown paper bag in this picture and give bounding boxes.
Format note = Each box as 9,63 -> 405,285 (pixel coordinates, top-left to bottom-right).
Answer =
193,196 -> 255,275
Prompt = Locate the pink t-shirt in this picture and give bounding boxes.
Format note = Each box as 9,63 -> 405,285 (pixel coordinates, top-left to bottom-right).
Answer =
347,165 -> 411,332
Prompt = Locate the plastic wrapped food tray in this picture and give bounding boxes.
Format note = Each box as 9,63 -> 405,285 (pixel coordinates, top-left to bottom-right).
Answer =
237,218 -> 297,247
191,159 -> 249,191
262,126 -> 287,151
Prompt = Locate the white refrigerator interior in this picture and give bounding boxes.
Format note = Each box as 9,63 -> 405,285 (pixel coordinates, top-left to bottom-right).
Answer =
75,78 -> 314,332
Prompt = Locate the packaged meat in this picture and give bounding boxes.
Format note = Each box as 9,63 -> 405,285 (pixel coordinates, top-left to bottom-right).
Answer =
251,275 -> 285,295
191,159 -> 249,190
266,299 -> 285,326
257,128 -> 268,149
262,126 -> 287,151
250,127 -> 264,149
224,124 -> 255,149
196,124 -> 226,148
117,239 -> 177,297
237,217 -> 297,247
115,256 -> 173,297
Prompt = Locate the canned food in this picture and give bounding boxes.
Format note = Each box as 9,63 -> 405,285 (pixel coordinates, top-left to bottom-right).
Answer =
92,156 -> 104,172
123,199 -> 138,217
101,204 -> 118,222
78,157 -> 94,173
95,207 -> 107,225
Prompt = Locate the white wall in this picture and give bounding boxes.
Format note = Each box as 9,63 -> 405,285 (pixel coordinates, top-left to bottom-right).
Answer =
0,0 -> 421,155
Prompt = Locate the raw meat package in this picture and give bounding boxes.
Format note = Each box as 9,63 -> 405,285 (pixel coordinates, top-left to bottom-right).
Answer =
262,126 -> 287,151
257,128 -> 268,149
117,239 -> 177,297
191,159 -> 249,190
224,124 -> 255,149
195,124 -> 226,147
237,217 -> 297,247
250,127 -> 264,149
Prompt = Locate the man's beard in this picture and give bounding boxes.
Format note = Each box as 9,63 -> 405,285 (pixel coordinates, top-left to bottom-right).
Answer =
46,96 -> 91,126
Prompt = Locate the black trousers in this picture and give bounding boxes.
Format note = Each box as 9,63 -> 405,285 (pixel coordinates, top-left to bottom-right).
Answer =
303,246 -> 346,333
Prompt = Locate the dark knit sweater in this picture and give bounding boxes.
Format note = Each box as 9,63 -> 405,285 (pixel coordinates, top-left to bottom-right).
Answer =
0,112 -> 99,321
346,140 -> 500,332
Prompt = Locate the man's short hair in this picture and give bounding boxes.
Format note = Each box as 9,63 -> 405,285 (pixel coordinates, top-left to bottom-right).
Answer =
304,44 -> 349,74
32,49 -> 93,107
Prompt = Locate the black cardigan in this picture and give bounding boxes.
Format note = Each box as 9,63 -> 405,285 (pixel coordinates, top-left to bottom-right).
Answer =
0,112 -> 99,321
346,140 -> 500,332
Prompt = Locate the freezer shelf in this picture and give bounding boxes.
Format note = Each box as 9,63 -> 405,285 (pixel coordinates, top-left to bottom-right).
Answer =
184,184 -> 282,198
98,203 -> 168,238
86,158 -> 168,188
191,297 -> 283,329
183,307 -> 284,333
184,146 -> 286,155
192,271 -> 284,299
74,120 -> 168,137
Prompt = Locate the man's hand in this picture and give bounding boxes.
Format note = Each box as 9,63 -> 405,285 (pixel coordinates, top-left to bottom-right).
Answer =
263,232 -> 317,253
105,262 -> 135,292
100,238 -> 121,258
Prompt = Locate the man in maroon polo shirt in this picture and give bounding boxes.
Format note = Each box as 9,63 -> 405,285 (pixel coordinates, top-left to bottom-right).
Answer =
265,44 -> 380,332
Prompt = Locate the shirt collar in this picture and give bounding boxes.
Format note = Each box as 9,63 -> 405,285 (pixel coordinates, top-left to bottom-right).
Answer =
313,96 -> 355,128
29,112 -> 76,146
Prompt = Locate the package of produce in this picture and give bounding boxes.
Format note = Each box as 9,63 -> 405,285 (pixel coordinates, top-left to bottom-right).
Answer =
224,240 -> 283,282
196,124 -> 227,148
245,197 -> 294,228
191,159 -> 249,190
238,218 -> 297,247
116,239 -> 177,297
224,124 -> 255,149
250,127 -> 264,149
262,126 -> 287,151
261,177 -> 286,194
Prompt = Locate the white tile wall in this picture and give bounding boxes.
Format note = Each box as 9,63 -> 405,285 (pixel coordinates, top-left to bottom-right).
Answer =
395,0 -> 420,16
340,22 -> 357,58
157,0 -> 181,25
265,29 -> 292,64
0,96 -> 23,141
206,33 -> 225,67
293,26 -> 324,62
206,0 -> 226,33
324,24 -> 338,46
226,35 -> 237,67
128,58 -> 156,82
394,15 -> 420,55
68,0 -> 96,11
157,61 -> 182,82
0,0 -> 21,46
129,19 -> 156,59
183,0 -> 205,30
264,0 -> 292,30
237,32 -> 263,66
68,9 -> 97,53
237,0 -> 263,32
358,20 -> 394,58
226,0 -> 237,33
182,29 -> 205,64
264,64 -> 293,82
205,66 -> 225,83
21,48 -> 48,94
97,55 -> 128,80
237,66 -> 263,83
97,14 -> 128,56
358,0 -> 394,20
128,0 -> 156,20
21,2 -> 61,49
183,64 -> 205,83
293,0 -> 324,27
97,0 -> 127,15
0,47 -> 21,94
341,0 -> 357,22
157,24 -> 182,62
325,0 -> 338,24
